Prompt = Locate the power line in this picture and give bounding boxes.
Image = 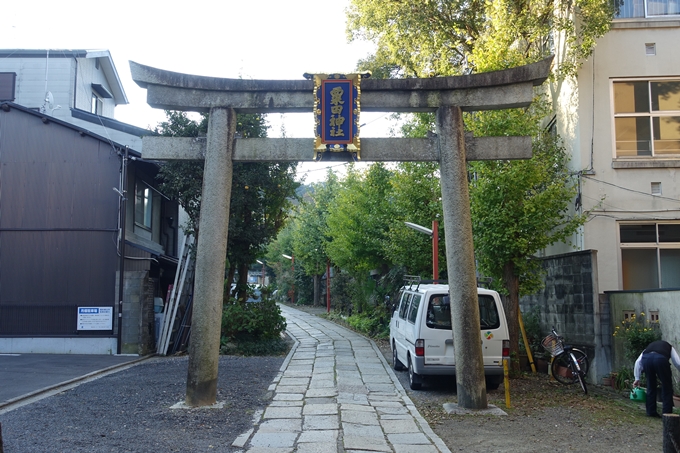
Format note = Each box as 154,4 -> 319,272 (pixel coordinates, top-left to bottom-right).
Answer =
582,175 -> 680,204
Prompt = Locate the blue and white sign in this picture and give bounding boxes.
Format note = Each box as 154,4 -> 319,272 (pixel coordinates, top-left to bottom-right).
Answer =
308,72 -> 369,161
77,307 -> 113,331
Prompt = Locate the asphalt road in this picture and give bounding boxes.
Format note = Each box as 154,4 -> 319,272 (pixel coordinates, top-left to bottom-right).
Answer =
0,353 -> 141,405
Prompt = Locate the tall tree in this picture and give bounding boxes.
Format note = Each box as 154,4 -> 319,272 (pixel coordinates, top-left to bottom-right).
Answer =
347,0 -> 612,370
155,111 -> 299,302
325,163 -> 395,278
385,162 -> 443,280
292,170 -> 340,306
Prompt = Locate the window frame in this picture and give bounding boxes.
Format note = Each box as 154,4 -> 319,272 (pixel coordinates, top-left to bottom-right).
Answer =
614,0 -> 680,19
611,77 -> 680,159
619,221 -> 680,289
91,92 -> 103,115
134,181 -> 153,231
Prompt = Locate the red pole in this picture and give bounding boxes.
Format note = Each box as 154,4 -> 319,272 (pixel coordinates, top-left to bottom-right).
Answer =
326,258 -> 331,313
291,254 -> 295,304
261,262 -> 265,286
432,220 -> 439,282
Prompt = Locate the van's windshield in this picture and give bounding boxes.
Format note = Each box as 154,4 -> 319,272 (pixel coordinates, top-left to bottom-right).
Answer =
426,294 -> 500,330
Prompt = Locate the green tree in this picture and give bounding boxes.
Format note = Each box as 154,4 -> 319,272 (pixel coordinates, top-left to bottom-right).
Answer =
325,163 -> 395,314
326,163 -> 395,277
385,162 -> 443,280
155,111 -> 299,302
346,0 -> 613,371
292,170 -> 340,306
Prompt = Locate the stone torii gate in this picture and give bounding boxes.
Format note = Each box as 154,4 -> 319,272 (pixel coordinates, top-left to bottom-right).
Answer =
130,58 -> 551,410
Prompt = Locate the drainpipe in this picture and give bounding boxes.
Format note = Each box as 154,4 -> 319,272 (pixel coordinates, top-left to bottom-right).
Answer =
116,146 -> 129,355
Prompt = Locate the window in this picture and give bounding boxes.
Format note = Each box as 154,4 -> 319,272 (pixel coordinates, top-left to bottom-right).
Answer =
613,80 -> 680,157
398,293 -> 412,320
620,223 -> 680,289
0,72 -> 16,101
615,0 -> 680,18
91,93 -> 103,115
407,295 -> 421,323
425,294 -> 500,330
135,182 -> 153,230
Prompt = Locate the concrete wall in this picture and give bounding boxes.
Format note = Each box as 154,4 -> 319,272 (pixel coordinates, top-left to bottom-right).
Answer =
607,290 -> 680,376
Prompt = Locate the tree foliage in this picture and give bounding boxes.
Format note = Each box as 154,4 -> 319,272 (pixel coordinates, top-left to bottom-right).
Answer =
155,111 -> 299,301
346,0 -> 613,370
348,0 -> 614,78
384,162 -> 443,280
325,163 -> 395,277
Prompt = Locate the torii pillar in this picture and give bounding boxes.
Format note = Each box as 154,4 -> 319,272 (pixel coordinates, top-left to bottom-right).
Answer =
131,58 -> 552,409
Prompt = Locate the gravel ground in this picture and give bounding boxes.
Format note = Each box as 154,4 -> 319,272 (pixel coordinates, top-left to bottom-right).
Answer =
374,338 -> 667,453
0,355 -> 284,453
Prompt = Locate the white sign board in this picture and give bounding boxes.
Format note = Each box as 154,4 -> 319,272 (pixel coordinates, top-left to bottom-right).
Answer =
77,307 -> 113,331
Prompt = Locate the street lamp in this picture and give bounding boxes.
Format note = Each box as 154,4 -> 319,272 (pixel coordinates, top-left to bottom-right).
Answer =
404,221 -> 439,282
255,260 -> 265,288
282,254 -> 294,304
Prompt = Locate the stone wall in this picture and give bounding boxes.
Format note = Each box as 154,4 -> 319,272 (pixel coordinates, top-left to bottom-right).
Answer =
520,250 -> 609,380
116,270 -> 156,355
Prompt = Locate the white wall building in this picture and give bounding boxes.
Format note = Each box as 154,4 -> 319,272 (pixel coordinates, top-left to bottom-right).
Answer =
0,49 -> 148,150
549,3 -> 680,292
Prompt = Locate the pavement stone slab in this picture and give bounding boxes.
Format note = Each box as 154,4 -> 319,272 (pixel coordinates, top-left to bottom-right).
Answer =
387,432 -> 432,445
393,445 -> 440,453
296,442 -> 338,453
305,388 -> 337,398
274,385 -> 308,393
263,406 -> 302,419
269,401 -> 303,407
380,418 -> 420,433
257,418 -> 302,433
297,429 -> 339,443
273,393 -> 304,401
302,403 -> 338,415
249,432 -> 298,448
343,436 -> 391,452
303,415 -> 340,430
342,422 -> 385,438
341,409 -> 380,425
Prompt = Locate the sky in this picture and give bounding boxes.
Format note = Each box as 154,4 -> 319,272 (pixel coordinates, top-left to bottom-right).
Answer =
1,0 -> 395,182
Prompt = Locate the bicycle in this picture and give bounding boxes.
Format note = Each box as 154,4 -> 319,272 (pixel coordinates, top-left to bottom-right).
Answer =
541,327 -> 589,395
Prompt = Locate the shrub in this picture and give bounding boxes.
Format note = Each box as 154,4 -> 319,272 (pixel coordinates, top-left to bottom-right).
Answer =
613,312 -> 661,363
221,297 -> 287,342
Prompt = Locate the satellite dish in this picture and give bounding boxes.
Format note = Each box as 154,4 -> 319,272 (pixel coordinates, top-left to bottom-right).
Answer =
46,91 -> 54,109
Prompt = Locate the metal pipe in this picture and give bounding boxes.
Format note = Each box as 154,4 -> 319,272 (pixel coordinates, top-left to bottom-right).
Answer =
116,146 -> 128,355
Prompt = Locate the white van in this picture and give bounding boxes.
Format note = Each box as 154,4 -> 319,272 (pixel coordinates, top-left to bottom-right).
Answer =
389,281 -> 509,390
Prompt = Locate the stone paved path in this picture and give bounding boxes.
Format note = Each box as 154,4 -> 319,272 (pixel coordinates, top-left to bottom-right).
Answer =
232,304 -> 450,453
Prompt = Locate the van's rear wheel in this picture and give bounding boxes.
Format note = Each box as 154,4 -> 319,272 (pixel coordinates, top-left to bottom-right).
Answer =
485,375 -> 502,390
392,343 -> 405,371
408,356 -> 422,390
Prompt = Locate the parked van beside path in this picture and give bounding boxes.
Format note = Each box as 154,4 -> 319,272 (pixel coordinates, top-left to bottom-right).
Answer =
389,280 -> 510,390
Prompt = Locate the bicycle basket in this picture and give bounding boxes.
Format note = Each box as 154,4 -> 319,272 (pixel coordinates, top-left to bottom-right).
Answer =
541,333 -> 564,357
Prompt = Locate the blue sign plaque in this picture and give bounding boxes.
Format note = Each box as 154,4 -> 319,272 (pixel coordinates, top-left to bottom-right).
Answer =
306,72 -> 369,161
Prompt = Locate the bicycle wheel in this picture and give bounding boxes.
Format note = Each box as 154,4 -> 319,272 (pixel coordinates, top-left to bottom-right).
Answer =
576,367 -> 588,395
551,353 -> 578,385
570,349 -> 589,376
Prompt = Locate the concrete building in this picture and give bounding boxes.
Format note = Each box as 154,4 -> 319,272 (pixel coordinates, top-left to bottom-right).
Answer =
548,6 -> 680,293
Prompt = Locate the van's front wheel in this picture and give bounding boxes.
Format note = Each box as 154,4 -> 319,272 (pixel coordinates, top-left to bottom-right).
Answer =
408,356 -> 422,390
